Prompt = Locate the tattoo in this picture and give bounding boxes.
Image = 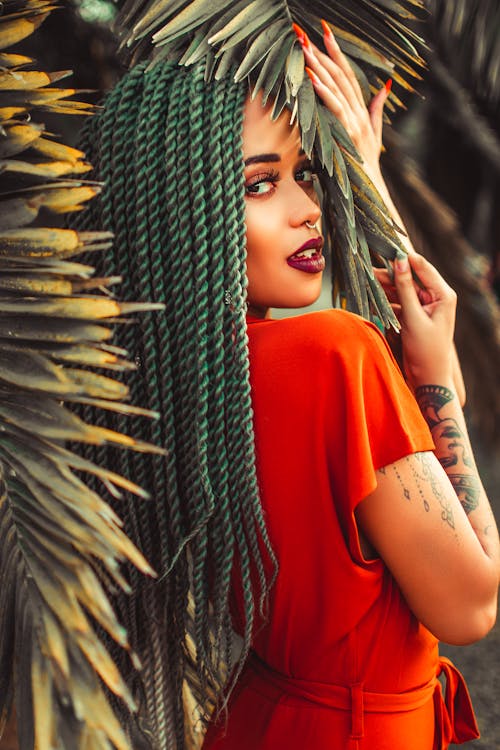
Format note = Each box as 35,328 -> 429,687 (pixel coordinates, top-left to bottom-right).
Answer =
377,452 -> 457,524
415,384 -> 455,421
394,462 -> 411,500
407,455 -> 429,512
415,384 -> 480,516
414,452 -> 454,528
448,475 -> 480,514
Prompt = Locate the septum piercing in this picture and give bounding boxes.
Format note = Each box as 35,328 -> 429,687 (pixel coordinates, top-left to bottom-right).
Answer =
305,220 -> 318,230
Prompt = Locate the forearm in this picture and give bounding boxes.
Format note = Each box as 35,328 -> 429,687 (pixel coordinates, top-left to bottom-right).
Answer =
415,382 -> 500,574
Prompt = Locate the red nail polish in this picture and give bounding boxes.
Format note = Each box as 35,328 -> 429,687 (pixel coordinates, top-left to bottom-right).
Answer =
292,23 -> 311,50
321,19 -> 333,38
385,78 -> 393,94
305,67 -> 319,85
292,22 -> 305,43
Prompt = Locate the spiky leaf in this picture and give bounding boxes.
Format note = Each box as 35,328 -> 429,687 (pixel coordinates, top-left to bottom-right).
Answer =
114,0 -> 426,322
0,3 -> 165,749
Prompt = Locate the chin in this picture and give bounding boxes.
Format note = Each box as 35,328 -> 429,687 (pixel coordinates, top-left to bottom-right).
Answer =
274,290 -> 323,309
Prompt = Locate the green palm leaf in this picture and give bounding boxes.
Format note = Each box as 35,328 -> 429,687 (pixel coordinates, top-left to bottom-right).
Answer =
114,0 -> 426,325
0,2 -> 164,747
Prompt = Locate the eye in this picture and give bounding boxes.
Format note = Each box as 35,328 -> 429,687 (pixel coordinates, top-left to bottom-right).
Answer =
245,170 -> 280,197
295,165 -> 316,184
245,180 -> 274,196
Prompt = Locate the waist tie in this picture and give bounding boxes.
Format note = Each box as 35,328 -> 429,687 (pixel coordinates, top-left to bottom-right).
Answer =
247,652 -> 479,749
433,657 -> 479,749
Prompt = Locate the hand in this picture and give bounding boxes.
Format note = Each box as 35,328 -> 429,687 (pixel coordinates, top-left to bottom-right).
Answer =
374,253 -> 458,391
293,21 -> 390,183
292,23 -> 467,404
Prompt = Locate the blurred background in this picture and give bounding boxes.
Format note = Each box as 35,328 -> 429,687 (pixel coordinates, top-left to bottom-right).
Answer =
4,1 -> 499,747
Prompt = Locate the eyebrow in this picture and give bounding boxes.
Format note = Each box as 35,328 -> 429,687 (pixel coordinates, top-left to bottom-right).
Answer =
244,149 -> 306,167
244,153 -> 280,166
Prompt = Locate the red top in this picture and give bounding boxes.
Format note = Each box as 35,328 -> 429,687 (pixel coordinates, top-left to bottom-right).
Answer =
202,310 -> 479,750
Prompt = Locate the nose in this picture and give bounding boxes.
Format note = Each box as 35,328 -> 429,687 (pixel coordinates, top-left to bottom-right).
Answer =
287,181 -> 321,229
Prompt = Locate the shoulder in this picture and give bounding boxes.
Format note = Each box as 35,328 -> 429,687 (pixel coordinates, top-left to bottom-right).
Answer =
249,309 -> 390,362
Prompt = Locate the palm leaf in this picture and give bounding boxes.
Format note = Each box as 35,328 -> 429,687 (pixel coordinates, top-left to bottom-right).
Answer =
113,0 -> 427,323
428,0 -> 500,106
0,2 -> 165,748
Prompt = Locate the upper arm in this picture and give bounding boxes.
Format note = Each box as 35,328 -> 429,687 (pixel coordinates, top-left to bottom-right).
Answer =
355,451 -> 497,644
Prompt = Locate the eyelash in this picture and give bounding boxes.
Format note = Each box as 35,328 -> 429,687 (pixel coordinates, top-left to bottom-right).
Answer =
245,164 -> 317,197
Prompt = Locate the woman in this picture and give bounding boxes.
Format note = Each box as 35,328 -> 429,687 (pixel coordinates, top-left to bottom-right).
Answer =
78,21 -> 499,750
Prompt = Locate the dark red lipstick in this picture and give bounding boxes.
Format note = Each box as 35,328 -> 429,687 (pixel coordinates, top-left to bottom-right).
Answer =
287,238 -> 325,274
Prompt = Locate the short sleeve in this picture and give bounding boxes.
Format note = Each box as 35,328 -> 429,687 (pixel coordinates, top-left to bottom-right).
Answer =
321,313 -> 435,558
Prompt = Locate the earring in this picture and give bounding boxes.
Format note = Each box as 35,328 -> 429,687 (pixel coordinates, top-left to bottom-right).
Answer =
224,289 -> 232,306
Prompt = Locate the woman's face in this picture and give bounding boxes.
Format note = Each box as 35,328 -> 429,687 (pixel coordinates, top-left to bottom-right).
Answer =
242,94 -> 324,318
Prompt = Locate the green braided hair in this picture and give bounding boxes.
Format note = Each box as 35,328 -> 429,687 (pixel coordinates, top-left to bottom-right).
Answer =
75,60 -> 277,748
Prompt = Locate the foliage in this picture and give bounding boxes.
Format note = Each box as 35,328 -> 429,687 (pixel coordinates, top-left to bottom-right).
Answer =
0,1 -> 164,747
112,0 -> 429,326
427,0 -> 500,106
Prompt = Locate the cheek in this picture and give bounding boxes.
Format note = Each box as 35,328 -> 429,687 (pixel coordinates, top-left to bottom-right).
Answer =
244,203 -> 280,270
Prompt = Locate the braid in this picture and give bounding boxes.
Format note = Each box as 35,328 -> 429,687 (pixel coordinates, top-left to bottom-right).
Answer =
76,60 -> 278,748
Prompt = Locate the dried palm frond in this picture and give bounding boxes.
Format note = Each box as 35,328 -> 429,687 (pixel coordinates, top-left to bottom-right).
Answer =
112,0 -> 428,327
381,128 -> 500,445
0,2 -> 164,748
427,0 -> 500,107
421,0 -> 500,173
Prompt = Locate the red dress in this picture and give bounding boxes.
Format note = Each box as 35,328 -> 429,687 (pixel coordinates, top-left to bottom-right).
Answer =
202,310 -> 479,750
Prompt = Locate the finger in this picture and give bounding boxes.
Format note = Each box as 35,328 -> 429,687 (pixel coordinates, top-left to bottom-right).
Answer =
321,20 -> 365,107
307,41 -> 363,117
305,67 -> 353,133
299,37 -> 357,130
393,255 -> 429,320
373,269 -> 398,299
373,267 -> 393,285
408,254 -> 457,321
368,81 -> 391,146
395,253 -> 457,328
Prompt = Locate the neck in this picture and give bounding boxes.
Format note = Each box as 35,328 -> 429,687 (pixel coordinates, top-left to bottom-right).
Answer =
247,304 -> 270,319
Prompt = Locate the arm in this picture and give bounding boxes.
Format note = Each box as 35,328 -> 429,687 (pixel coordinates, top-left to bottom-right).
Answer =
356,254 -> 499,645
415,382 -> 495,556
295,24 -> 499,643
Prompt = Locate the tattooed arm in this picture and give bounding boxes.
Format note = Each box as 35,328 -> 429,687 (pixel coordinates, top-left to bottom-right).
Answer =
356,254 -> 499,645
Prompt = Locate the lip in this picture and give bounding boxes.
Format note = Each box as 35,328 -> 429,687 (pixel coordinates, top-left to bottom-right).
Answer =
286,236 -> 325,274
289,237 -> 324,257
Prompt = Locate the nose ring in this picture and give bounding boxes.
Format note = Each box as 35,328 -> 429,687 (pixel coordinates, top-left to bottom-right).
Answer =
305,220 -> 318,230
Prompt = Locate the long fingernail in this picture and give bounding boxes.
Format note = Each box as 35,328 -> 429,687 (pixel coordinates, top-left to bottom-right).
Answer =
305,67 -> 319,85
292,22 -> 312,50
321,19 -> 333,39
385,78 -> 393,94
292,22 -> 305,43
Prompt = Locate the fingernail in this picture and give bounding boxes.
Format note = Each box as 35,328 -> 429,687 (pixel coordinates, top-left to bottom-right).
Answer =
292,22 -> 305,43
305,67 -> 319,85
321,19 -> 334,39
292,23 -> 311,50
395,256 -> 408,273
385,78 -> 393,94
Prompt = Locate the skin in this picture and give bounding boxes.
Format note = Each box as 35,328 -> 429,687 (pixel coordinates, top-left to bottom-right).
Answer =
242,95 -> 324,317
300,26 -> 467,405
244,23 -> 500,645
